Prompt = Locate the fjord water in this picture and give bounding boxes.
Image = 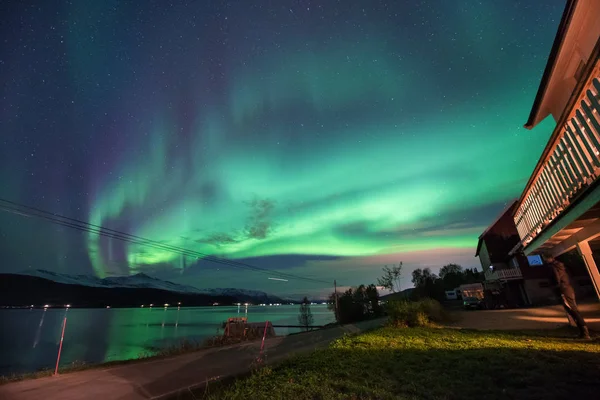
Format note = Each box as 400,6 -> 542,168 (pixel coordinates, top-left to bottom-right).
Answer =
0,305 -> 335,375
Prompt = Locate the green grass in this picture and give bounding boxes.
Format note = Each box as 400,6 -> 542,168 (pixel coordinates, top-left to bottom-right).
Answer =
201,327 -> 600,400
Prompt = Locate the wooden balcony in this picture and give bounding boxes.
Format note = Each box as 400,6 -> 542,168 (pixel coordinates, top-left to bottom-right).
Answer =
485,267 -> 523,282
515,58 -> 600,249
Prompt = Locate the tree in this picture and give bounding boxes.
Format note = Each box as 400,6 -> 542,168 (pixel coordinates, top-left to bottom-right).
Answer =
298,297 -> 314,331
439,263 -> 464,290
411,267 -> 438,287
328,284 -> 382,324
365,284 -> 382,315
411,268 -> 444,301
462,267 -> 484,284
439,263 -> 463,279
377,263 -> 403,293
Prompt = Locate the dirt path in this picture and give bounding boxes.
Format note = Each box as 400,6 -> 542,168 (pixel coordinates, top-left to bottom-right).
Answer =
448,302 -> 600,331
0,318 -> 386,400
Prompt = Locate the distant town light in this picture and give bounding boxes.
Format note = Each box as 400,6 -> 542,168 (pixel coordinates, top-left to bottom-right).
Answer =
44,304 -> 50,308
106,306 -> 110,309
149,304 -> 153,307
65,304 -> 71,308
164,303 -> 169,307
178,302 -> 181,305
141,305 -> 144,307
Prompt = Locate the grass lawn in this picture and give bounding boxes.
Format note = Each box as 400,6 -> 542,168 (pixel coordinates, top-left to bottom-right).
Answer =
201,327 -> 600,400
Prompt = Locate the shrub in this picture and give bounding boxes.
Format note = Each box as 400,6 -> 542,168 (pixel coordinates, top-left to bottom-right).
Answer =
386,298 -> 448,327
418,298 -> 448,324
298,297 -> 314,331
411,310 -> 429,327
329,284 -> 383,324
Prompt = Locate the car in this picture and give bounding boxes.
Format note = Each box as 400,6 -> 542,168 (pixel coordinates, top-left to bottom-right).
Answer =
463,296 -> 484,310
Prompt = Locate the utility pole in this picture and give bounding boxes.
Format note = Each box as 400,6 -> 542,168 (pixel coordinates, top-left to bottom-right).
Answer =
398,261 -> 402,294
334,279 -> 339,320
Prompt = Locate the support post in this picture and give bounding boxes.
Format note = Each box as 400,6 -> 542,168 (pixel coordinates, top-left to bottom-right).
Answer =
334,280 -> 339,321
576,240 -> 600,300
258,320 -> 269,363
54,316 -> 67,376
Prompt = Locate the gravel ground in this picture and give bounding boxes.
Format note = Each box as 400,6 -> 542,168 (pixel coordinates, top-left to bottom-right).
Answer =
448,302 -> 600,331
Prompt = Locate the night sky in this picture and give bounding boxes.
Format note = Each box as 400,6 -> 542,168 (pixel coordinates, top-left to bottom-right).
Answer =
0,1 -> 563,298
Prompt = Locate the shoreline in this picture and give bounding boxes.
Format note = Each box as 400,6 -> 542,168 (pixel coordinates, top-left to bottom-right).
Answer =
0,318 -> 385,400
0,321 -> 341,385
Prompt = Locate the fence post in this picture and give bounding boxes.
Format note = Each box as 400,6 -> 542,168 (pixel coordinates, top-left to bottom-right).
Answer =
54,315 -> 67,376
258,320 -> 269,362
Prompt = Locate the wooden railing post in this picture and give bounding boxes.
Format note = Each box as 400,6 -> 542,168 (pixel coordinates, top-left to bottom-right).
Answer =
515,71 -> 600,248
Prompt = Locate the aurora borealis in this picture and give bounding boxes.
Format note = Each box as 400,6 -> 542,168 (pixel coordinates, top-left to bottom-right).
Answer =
0,1 -> 564,297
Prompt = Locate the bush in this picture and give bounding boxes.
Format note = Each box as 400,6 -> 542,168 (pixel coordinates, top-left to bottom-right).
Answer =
386,298 -> 448,327
329,284 -> 382,324
418,298 -> 447,323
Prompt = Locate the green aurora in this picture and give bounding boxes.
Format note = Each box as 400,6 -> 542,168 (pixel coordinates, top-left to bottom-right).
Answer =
0,1 -> 563,297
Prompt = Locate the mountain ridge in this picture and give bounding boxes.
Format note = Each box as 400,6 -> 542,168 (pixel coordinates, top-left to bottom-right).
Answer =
5,269 -> 286,306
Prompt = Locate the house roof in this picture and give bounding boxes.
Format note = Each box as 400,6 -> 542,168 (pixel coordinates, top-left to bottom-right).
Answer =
475,200 -> 519,257
524,0 -> 577,129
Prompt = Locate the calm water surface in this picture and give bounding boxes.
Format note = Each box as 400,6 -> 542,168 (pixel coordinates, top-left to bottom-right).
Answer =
0,305 -> 335,375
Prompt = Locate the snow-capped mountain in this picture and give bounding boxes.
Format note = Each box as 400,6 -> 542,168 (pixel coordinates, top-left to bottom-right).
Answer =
19,269 -> 203,293
17,269 -> 284,303
102,273 -> 204,294
200,288 -> 284,303
20,269 -> 109,288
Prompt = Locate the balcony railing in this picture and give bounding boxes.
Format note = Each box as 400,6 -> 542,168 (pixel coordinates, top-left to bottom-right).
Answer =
485,267 -> 523,282
515,58 -> 600,248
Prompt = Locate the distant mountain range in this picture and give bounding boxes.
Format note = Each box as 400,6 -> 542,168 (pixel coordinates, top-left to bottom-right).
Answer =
0,269 -> 286,307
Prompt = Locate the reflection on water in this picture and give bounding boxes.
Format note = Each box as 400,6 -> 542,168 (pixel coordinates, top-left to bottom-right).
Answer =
32,308 -> 46,349
0,305 -> 334,375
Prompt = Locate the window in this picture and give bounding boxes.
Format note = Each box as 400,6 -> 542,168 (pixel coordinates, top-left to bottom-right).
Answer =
527,255 -> 543,266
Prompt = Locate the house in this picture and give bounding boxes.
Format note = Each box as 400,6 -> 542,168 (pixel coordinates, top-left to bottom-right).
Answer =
476,201 -> 557,306
509,0 -> 600,301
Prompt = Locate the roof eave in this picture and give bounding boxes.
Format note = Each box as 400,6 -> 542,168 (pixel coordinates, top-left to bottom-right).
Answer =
524,0 -> 578,130
475,237 -> 483,257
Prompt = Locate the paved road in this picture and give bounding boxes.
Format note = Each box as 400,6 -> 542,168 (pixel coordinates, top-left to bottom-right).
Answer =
448,302 -> 600,331
0,318 -> 385,400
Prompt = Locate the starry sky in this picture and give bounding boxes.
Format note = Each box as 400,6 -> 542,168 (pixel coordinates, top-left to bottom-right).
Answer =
0,0 -> 563,298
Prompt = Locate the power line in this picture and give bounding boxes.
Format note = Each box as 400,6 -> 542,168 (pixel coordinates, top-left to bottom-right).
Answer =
0,198 -> 333,285
0,199 -> 330,284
